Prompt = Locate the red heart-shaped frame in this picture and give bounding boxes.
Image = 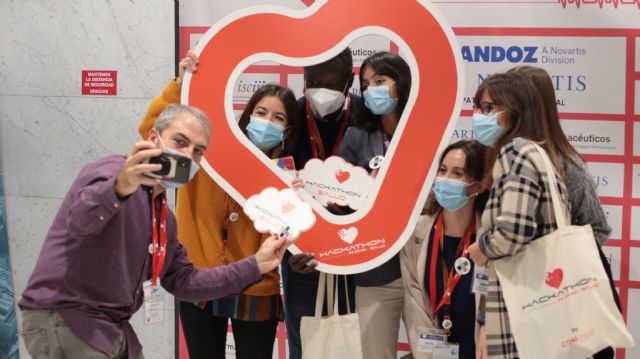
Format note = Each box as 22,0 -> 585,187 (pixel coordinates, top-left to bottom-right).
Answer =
182,0 -> 463,274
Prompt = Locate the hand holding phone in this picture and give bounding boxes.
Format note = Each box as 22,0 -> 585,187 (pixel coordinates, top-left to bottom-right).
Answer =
115,141 -> 164,198
143,151 -> 192,184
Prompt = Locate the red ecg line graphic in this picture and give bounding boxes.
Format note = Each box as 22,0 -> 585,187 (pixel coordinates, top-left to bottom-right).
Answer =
431,0 -> 640,9
558,0 -> 640,8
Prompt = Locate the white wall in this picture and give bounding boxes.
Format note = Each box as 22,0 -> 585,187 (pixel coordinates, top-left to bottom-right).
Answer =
0,1 -> 176,357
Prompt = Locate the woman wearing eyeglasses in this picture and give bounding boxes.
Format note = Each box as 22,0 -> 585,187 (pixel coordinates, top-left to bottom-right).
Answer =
507,65 -> 617,359
467,72 -> 572,358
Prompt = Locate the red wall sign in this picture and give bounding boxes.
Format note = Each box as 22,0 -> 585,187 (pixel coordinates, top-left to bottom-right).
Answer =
81,70 -> 117,96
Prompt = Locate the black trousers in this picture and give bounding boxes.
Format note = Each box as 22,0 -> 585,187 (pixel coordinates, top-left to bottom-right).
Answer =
179,301 -> 278,359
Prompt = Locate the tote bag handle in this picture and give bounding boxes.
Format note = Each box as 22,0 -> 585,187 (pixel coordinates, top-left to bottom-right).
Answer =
314,273 -> 352,317
530,143 -> 567,229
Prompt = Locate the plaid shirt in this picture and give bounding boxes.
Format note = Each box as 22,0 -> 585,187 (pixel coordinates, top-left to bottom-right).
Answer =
479,138 -> 570,358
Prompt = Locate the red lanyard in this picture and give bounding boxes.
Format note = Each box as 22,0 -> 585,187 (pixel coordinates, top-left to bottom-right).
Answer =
305,96 -> 351,159
429,212 -> 475,318
151,195 -> 168,287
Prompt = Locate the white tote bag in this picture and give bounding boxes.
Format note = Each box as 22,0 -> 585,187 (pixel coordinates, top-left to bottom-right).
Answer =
493,143 -> 635,359
300,273 -> 363,359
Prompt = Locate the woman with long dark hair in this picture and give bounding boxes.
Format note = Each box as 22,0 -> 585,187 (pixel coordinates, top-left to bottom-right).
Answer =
467,72 -> 573,358
336,50 -> 412,359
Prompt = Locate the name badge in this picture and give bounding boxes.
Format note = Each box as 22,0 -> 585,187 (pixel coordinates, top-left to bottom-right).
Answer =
417,328 -> 446,353
143,279 -> 165,324
434,342 -> 460,359
471,265 -> 490,295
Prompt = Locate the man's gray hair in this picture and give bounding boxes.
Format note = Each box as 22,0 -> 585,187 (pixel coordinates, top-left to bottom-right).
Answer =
154,104 -> 211,142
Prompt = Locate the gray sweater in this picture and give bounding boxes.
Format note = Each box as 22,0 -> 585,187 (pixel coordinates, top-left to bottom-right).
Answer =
564,156 -> 611,245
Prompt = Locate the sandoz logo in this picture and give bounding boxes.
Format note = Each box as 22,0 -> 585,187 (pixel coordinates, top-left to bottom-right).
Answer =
461,46 -> 538,63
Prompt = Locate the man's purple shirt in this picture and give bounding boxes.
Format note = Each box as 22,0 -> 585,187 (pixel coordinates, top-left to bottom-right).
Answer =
20,155 -> 262,358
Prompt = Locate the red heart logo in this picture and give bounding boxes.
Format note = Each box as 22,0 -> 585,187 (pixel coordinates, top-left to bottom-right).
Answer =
184,0 -> 461,273
335,170 -> 350,184
545,268 -> 564,289
282,202 -> 295,214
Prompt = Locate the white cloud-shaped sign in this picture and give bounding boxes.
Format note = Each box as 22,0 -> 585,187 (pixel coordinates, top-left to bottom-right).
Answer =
297,156 -> 374,210
243,187 -> 316,240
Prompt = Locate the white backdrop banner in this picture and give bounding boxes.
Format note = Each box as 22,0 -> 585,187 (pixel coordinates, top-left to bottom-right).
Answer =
178,1 -> 640,358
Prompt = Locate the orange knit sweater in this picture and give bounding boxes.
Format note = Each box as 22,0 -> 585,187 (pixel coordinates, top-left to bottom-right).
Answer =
138,80 -> 279,296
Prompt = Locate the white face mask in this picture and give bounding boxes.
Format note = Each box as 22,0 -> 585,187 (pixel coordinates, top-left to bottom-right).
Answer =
305,87 -> 346,119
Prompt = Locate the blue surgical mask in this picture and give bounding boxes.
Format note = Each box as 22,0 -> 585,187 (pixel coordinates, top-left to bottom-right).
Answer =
156,137 -> 200,189
246,116 -> 285,150
433,176 -> 470,212
363,85 -> 398,115
472,112 -> 505,147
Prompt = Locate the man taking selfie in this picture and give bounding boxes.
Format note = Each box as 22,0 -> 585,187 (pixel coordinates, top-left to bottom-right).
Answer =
19,104 -> 290,359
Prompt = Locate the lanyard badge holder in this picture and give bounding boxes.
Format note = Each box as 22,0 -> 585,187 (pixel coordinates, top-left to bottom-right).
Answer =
417,327 -> 460,359
144,196 -> 168,324
471,264 -> 490,295
429,214 -> 475,336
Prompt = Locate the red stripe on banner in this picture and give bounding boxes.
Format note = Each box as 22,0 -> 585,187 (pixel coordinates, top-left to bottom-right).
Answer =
280,65 -> 305,74
180,26 -> 210,59
434,1 -> 558,2
242,65 -> 291,73
613,33 -> 638,359
390,41 -> 400,54
599,197 -> 640,206
559,113 -> 629,121
604,239 -> 624,246
614,281 -> 640,289
581,155 -> 626,163
603,239 -> 640,247
459,110 -> 633,122
453,27 -> 640,37
435,0 -> 640,7
280,69 -> 288,89
460,109 -> 473,117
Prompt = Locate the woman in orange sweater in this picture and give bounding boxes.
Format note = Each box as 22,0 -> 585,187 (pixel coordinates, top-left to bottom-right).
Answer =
138,51 -> 299,359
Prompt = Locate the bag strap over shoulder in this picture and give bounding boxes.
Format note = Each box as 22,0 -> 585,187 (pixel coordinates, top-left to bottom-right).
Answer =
530,143 -> 567,229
